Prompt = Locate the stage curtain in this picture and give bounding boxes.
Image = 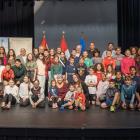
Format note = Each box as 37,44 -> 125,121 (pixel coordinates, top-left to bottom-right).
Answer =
117,0 -> 140,51
0,0 -> 34,38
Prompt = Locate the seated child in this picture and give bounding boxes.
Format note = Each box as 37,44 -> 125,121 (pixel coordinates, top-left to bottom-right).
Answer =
85,67 -> 97,104
29,79 -> 45,108
48,80 -> 58,109
96,73 -> 109,105
121,76 -> 136,110
60,84 -> 76,110
101,79 -> 120,112
1,79 -> 19,109
74,86 -> 86,111
19,75 -> 32,107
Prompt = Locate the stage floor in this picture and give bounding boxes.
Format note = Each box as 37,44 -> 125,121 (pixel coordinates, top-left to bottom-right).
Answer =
0,104 -> 140,129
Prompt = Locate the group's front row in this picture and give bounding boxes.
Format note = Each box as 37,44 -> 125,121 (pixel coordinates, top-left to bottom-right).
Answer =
0,73 -> 140,112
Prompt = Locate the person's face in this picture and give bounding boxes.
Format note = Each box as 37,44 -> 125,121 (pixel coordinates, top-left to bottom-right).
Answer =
39,47 -> 44,53
20,49 -> 26,56
108,44 -> 114,51
78,70 -> 84,75
69,85 -> 75,92
50,49 -> 55,56
138,49 -> 140,55
90,43 -> 95,50
54,57 -> 59,63
79,58 -> 84,64
76,45 -> 81,53
60,52 -> 65,58
28,54 -> 33,61
116,72 -> 122,79
96,64 -> 102,71
109,82 -> 115,88
9,80 -> 14,87
94,52 -> 99,57
6,65 -> 10,71
9,50 -> 14,56
83,51 -> 88,57
130,68 -> 136,75
0,47 -> 4,54
51,81 -> 56,87
73,75 -> 78,82
125,80 -> 131,85
89,68 -> 94,75
106,51 -> 112,57
125,50 -> 131,57
44,51 -> 49,57
57,48 -> 61,54
15,61 -> 21,67
34,81 -> 39,88
24,76 -> 29,83
131,48 -> 137,55
76,87 -> 82,93
39,54 -> 44,60
107,66 -> 113,72
57,78 -> 63,84
34,49 -> 39,55
102,74 -> 106,81
70,58 -> 74,64
116,48 -> 121,55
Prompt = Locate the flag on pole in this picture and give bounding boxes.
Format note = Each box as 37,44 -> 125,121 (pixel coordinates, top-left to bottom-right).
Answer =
60,31 -> 70,60
40,31 -> 48,49
80,32 -> 86,53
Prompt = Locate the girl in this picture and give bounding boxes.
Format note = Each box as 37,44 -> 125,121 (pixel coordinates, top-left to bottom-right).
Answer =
74,86 -> 86,111
135,48 -> 140,76
130,46 -> 138,58
106,64 -> 116,80
51,55 -> 63,81
1,79 -> 19,109
29,79 -> 45,108
36,53 -> 46,89
48,80 -> 58,109
121,76 -> 136,110
0,58 -> 5,82
26,53 -> 37,82
0,46 -> 7,65
96,73 -> 109,105
121,49 -> 135,75
7,49 -> 16,66
19,76 -> 32,107
92,49 -> 102,64
85,67 -> 97,105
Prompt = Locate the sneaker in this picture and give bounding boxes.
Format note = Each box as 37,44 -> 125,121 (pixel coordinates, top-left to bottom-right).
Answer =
60,105 -> 65,111
110,106 -> 115,112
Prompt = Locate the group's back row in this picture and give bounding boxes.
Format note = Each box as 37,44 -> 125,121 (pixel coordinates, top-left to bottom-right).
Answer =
0,42 -> 139,112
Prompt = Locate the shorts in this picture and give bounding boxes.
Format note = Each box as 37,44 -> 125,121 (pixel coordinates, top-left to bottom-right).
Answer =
105,97 -> 113,106
89,94 -> 96,101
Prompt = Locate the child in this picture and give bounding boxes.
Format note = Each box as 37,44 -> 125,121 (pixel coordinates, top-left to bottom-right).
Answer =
48,80 -> 58,109
85,67 -> 97,104
29,80 -> 45,108
0,58 -> 5,82
60,84 -> 76,110
74,86 -> 86,111
66,57 -> 76,83
101,79 -> 120,112
106,64 -> 116,80
19,75 -> 32,107
96,73 -> 109,105
1,79 -> 19,109
121,76 -> 136,110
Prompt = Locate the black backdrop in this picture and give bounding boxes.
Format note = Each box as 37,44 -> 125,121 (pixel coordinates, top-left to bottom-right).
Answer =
117,0 -> 140,51
0,0 -> 34,37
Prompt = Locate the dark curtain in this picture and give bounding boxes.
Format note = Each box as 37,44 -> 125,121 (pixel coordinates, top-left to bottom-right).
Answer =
0,0 -> 34,38
117,0 -> 140,52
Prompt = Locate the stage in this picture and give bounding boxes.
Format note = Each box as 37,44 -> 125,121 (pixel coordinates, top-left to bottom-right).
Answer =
0,103 -> 140,140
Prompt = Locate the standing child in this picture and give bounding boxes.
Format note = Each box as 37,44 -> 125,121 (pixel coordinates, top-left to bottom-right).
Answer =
85,67 -> 97,105
121,76 -> 136,110
74,86 -> 86,111
1,79 -> 19,109
48,80 -> 58,109
60,84 -> 76,110
101,79 -> 120,112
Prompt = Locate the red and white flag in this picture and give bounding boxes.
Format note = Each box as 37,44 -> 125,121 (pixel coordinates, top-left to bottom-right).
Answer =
40,33 -> 48,49
60,32 -> 70,60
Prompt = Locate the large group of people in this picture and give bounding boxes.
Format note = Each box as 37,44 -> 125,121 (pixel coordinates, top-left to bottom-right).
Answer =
0,42 -> 139,112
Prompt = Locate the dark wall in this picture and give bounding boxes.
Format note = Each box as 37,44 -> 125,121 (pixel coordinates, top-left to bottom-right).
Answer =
35,0 -> 117,52
0,0 -> 34,38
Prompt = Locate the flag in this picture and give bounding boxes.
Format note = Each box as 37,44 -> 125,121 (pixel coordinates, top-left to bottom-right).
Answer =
60,32 -> 70,60
80,32 -> 86,53
40,34 -> 48,49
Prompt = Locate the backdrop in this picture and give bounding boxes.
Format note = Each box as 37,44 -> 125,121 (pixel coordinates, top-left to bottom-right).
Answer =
35,0 -> 117,53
